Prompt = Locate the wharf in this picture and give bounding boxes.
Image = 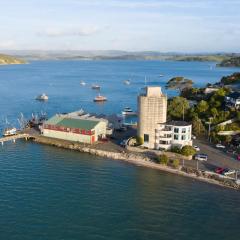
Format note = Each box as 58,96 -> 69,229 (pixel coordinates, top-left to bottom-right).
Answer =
0,133 -> 30,145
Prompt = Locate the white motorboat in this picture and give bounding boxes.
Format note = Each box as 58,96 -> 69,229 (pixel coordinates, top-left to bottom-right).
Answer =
122,107 -> 137,116
36,93 -> 48,101
124,80 -> 131,85
3,127 -> 17,137
92,84 -> 101,90
80,81 -> 86,86
159,74 -> 164,77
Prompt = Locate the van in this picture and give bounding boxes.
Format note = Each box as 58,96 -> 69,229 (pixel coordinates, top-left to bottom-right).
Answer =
194,154 -> 208,161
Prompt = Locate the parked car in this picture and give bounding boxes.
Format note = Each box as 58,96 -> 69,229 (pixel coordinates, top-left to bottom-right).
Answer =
193,145 -> 200,151
222,168 -> 235,176
194,154 -> 208,161
216,144 -> 226,149
237,155 -> 240,161
215,167 -> 225,174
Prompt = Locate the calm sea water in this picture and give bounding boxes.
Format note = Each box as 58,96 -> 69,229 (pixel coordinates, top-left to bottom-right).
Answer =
0,60 -> 240,240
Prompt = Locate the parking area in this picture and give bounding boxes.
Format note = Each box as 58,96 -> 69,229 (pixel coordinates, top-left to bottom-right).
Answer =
191,138 -> 240,172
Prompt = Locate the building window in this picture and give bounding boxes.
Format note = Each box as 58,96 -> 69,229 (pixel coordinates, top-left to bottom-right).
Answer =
182,135 -> 186,140
144,134 -> 149,142
174,135 -> 179,140
174,128 -> 179,133
182,128 -> 186,133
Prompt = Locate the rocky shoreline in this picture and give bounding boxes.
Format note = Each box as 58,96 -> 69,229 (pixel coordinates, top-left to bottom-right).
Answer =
32,135 -> 240,191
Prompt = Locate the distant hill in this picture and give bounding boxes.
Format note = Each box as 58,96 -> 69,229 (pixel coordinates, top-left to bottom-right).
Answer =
0,50 -> 238,62
0,54 -> 26,65
166,55 -> 228,62
218,57 -> 240,67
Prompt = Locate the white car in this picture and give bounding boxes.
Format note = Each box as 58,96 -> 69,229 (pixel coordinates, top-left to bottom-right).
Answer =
194,154 -> 208,161
223,169 -> 236,176
194,146 -> 200,151
216,144 -> 226,149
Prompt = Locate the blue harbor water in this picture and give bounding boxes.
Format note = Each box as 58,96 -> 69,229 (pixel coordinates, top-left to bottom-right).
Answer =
0,60 -> 240,240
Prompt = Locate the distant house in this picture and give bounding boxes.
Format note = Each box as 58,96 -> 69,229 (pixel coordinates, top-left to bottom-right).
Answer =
204,87 -> 219,94
155,121 -> 192,150
225,92 -> 240,109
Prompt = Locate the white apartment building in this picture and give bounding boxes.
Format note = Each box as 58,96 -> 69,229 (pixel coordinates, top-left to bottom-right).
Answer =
155,121 -> 192,150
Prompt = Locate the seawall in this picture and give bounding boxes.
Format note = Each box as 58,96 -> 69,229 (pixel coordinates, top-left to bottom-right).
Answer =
32,135 -> 240,191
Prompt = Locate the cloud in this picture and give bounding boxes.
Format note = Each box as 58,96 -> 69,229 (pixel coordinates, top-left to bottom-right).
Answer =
70,0 -> 240,10
40,26 -> 101,37
0,40 -> 17,49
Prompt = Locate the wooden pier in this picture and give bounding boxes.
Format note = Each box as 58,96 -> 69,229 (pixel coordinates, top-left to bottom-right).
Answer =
0,133 -> 30,145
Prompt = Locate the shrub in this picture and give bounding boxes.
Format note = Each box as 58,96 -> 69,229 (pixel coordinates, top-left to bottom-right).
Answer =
136,136 -> 144,145
180,145 -> 196,156
171,159 -> 180,169
171,146 -> 181,154
156,154 -> 169,165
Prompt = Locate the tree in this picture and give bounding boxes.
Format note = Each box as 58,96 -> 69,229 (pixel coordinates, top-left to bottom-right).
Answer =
224,135 -> 232,144
168,97 -> 190,120
236,111 -> 240,121
157,154 -> 169,165
180,145 -> 196,156
197,100 -> 209,113
192,116 -> 206,136
210,107 -> 219,118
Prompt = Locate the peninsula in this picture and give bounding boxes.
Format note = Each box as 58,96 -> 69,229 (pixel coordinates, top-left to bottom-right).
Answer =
218,56 -> 240,67
0,53 -> 26,65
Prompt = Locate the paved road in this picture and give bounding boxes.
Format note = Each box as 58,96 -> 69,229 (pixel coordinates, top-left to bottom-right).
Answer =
192,139 -> 240,172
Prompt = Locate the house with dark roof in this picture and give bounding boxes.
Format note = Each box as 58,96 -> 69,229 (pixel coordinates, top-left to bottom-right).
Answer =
225,92 -> 240,109
42,111 -> 108,144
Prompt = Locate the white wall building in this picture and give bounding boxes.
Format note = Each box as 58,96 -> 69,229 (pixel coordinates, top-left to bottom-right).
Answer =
225,92 -> 240,109
155,121 -> 192,150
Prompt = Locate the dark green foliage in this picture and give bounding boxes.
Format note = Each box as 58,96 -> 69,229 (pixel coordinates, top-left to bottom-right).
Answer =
136,136 -> 144,145
168,96 -> 190,120
156,154 -> 169,165
180,145 -> 196,156
192,117 -> 206,136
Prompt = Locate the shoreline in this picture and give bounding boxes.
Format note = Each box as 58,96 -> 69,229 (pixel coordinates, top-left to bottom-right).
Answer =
31,135 -> 240,191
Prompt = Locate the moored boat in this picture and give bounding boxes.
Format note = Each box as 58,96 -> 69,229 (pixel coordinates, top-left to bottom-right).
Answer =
92,84 -> 101,90
93,94 -> 107,102
36,93 -> 48,101
124,80 -> 131,85
80,81 -> 86,86
3,127 -> 17,137
121,107 -> 137,116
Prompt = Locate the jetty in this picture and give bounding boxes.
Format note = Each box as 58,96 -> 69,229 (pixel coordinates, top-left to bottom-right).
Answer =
0,133 -> 30,145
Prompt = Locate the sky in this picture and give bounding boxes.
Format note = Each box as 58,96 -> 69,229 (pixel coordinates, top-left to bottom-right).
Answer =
0,0 -> 240,52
